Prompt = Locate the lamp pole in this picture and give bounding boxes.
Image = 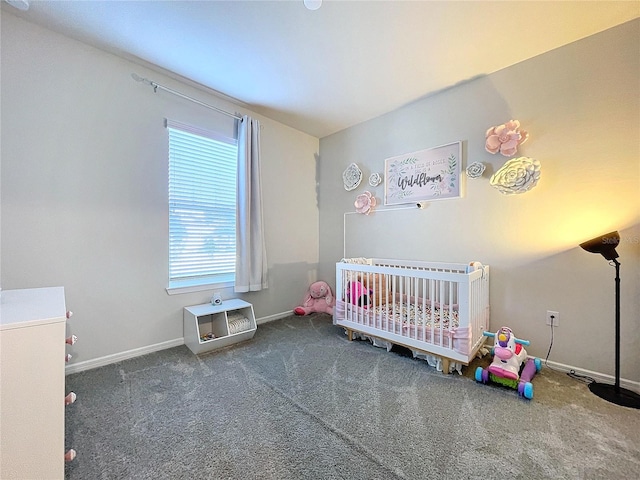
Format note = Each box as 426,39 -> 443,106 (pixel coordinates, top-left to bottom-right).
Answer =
613,259 -> 620,393
581,231 -> 640,408
589,257 -> 640,407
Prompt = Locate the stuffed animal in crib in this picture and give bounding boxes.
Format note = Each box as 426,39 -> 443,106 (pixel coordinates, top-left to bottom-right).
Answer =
475,326 -> 542,399
294,281 -> 335,316
346,280 -> 371,308
359,273 -> 388,307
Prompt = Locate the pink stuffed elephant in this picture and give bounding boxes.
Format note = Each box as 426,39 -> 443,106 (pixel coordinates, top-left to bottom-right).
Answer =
294,281 -> 334,316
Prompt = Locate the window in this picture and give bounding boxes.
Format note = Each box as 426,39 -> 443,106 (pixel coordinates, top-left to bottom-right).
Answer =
166,119 -> 238,293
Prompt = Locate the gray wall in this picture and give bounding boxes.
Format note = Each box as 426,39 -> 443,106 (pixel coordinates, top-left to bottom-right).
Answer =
1,13 -> 320,367
318,20 -> 640,384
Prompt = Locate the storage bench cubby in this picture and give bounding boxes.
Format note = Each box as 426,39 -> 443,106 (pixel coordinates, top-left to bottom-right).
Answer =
183,298 -> 256,354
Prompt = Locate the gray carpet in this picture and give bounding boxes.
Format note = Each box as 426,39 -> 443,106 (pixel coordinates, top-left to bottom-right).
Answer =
64,314 -> 640,479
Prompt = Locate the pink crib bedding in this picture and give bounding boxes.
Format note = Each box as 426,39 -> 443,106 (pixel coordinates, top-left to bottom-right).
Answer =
335,298 -> 472,355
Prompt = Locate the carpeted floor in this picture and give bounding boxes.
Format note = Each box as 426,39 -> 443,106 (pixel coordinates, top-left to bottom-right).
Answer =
64,314 -> 640,479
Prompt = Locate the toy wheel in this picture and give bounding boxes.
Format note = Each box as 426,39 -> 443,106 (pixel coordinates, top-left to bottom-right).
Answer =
523,382 -> 534,399
475,366 -> 484,383
534,357 -> 542,372
482,368 -> 489,383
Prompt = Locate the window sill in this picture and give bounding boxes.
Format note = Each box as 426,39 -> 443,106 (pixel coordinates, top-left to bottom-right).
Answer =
166,279 -> 234,296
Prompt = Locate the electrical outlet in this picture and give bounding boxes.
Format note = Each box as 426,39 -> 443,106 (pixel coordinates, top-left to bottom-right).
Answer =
546,310 -> 559,327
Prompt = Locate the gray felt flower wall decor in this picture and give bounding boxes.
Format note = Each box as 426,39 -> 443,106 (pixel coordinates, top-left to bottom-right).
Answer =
465,161 -> 486,179
343,163 -> 362,191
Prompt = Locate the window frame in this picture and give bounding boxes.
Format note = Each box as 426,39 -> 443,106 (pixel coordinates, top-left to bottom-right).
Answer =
165,119 -> 238,295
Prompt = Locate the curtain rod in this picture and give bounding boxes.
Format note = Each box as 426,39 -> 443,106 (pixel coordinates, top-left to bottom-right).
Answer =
131,73 -> 242,120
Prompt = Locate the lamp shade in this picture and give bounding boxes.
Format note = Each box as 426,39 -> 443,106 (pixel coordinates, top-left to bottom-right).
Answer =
580,231 -> 620,260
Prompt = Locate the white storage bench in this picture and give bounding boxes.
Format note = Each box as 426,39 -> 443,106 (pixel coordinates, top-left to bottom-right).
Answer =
184,298 -> 256,354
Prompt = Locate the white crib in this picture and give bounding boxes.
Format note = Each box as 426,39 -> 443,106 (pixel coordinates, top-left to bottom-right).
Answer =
334,258 -> 490,374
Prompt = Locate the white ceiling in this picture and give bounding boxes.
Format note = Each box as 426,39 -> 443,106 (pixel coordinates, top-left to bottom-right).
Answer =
3,0 -> 639,138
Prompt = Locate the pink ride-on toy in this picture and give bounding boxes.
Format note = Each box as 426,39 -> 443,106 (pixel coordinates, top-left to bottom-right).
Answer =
475,326 -> 542,399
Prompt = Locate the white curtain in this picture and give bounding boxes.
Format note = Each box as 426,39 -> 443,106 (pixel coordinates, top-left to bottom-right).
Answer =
235,115 -> 268,292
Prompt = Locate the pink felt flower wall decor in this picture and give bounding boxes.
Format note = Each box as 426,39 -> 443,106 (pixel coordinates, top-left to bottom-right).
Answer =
485,119 -> 529,157
355,191 -> 376,215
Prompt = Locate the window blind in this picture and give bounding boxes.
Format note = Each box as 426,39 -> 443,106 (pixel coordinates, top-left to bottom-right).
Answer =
167,119 -> 238,286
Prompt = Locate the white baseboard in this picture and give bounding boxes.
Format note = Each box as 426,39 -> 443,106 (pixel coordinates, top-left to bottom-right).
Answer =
540,358 -> 640,394
65,338 -> 184,375
256,310 -> 295,325
65,311 -> 295,374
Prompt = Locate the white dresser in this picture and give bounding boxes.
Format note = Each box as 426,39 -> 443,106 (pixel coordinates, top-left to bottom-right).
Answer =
0,287 -> 68,479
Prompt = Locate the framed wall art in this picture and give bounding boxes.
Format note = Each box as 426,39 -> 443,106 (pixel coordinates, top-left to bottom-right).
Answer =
384,141 -> 462,205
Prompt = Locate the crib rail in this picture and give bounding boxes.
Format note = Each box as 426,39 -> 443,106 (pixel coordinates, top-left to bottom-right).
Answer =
335,259 -> 489,366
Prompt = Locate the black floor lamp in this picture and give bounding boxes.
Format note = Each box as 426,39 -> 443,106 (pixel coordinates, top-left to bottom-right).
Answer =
580,231 -> 640,409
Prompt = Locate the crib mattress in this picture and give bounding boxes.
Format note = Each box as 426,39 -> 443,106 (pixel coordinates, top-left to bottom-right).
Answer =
336,300 -> 471,355
372,301 -> 459,329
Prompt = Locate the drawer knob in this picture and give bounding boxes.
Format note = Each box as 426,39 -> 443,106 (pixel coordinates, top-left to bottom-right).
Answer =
64,449 -> 76,462
65,335 -> 78,345
65,392 -> 77,405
